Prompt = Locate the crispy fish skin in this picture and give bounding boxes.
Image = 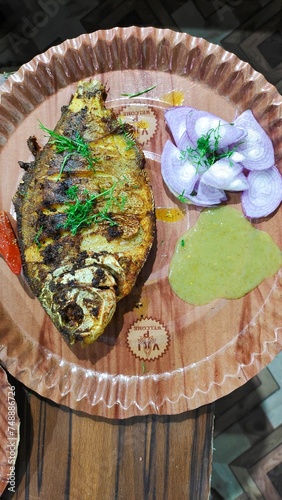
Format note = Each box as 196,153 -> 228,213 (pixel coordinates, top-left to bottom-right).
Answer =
13,80 -> 155,345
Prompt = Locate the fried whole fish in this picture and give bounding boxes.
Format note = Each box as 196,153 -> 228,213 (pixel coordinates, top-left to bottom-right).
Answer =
13,80 -> 155,345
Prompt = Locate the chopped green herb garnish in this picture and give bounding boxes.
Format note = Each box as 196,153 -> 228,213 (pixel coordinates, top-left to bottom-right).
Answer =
63,181 -> 127,235
179,123 -> 239,174
34,225 -> 44,248
39,122 -> 100,180
121,85 -> 157,98
65,185 -> 79,200
118,118 -> 136,150
178,190 -> 187,203
180,239 -> 185,247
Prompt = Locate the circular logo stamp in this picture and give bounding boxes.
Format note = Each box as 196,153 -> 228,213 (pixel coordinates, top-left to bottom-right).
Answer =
126,317 -> 170,361
118,105 -> 158,146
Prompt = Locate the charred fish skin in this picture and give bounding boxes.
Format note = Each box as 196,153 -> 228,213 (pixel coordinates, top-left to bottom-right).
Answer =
13,80 -> 155,346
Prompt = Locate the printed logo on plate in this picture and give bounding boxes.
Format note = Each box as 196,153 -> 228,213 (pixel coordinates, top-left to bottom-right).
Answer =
127,317 -> 170,361
119,105 -> 158,146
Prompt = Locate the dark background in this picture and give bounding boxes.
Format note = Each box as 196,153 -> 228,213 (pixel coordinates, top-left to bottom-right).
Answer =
0,0 -> 281,93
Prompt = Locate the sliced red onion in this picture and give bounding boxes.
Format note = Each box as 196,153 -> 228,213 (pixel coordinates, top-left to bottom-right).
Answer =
234,110 -> 275,171
161,105 -> 280,218
224,173 -> 249,191
201,159 -> 244,190
241,166 -> 282,217
186,109 -> 245,149
164,107 -> 194,149
186,179 -> 227,206
161,140 -> 198,197
177,130 -> 193,152
221,148 -> 245,163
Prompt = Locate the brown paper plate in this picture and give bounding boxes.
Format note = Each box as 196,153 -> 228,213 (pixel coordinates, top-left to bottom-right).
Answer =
0,366 -> 20,496
0,27 -> 281,418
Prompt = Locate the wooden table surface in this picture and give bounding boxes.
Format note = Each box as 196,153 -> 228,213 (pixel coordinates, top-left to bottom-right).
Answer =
2,372 -> 214,500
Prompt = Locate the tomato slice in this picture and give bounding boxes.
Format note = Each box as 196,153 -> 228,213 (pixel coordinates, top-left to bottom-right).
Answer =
0,211 -> 22,275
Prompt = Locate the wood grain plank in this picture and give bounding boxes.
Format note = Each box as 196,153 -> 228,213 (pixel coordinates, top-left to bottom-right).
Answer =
2,383 -> 214,500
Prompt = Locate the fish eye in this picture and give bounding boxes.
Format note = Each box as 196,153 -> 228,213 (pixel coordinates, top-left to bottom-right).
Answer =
61,301 -> 84,327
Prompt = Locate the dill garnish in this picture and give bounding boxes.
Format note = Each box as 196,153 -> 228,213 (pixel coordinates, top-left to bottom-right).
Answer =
179,123 -> 238,174
178,190 -> 187,203
118,119 -> 136,150
63,182 -> 126,235
121,85 -> 157,98
34,225 -> 44,248
39,122 -> 100,180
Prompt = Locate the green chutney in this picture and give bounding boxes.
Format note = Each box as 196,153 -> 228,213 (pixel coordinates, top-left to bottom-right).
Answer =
168,206 -> 282,305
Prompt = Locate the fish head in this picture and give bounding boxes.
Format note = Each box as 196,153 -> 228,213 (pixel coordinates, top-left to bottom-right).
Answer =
40,261 -> 120,345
